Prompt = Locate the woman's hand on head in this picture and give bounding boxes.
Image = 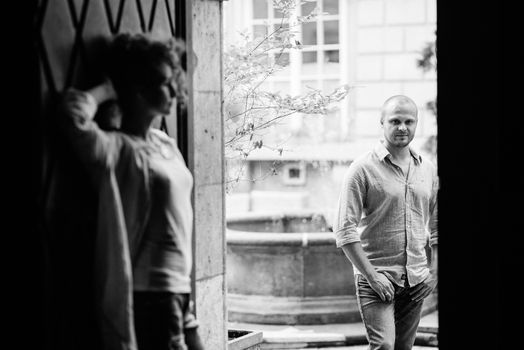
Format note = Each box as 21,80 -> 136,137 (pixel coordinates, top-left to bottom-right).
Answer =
87,78 -> 117,105
60,88 -> 98,121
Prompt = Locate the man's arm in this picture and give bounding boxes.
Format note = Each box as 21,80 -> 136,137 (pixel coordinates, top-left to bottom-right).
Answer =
409,171 -> 439,302
334,163 -> 395,302
430,244 -> 438,276
341,242 -> 395,302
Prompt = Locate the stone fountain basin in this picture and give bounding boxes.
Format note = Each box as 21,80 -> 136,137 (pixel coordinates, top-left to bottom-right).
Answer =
226,211 -> 438,325
226,211 -> 359,325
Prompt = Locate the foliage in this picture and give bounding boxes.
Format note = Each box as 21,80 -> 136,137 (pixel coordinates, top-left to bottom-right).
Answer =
416,40 -> 437,73
417,40 -> 438,162
223,0 -> 350,189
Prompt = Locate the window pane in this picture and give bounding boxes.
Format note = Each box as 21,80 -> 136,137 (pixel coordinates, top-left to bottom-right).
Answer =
325,50 -> 339,62
289,167 -> 301,178
253,0 -> 268,19
273,23 -> 290,35
324,20 -> 339,44
301,0 -> 317,16
302,22 -> 317,45
323,0 -> 339,15
274,51 -> 291,77
273,6 -> 283,18
323,50 -> 340,74
302,51 -> 318,75
274,61 -> 291,77
253,25 -> 268,38
302,51 -> 317,63
275,52 -> 290,66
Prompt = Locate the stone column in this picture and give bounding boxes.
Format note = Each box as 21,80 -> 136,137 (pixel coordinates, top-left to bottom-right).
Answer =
185,1 -> 227,349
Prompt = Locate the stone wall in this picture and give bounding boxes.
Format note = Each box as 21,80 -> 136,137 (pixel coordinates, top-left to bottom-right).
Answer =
186,0 -> 227,349
349,0 -> 437,142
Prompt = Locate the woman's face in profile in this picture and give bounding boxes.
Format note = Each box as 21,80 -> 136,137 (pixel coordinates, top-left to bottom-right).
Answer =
142,62 -> 177,116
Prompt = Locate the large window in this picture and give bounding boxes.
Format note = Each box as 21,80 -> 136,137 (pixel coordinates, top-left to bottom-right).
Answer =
251,0 -> 343,142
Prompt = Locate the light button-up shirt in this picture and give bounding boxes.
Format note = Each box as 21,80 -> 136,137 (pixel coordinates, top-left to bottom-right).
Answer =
334,141 -> 438,287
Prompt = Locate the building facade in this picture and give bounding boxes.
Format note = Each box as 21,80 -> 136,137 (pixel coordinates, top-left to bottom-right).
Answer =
224,0 -> 437,221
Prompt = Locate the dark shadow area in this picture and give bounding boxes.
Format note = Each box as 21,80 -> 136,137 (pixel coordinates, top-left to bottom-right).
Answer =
437,1 -> 522,349
3,2 -> 45,349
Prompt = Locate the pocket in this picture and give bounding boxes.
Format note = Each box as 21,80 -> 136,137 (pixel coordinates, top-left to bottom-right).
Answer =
356,275 -> 376,298
355,275 -> 383,309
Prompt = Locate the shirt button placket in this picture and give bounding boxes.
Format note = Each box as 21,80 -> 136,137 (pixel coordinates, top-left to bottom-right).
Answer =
406,184 -> 413,278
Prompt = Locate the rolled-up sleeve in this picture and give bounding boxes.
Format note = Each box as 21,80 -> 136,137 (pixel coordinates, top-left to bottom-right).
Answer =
428,174 -> 439,247
334,163 -> 366,248
60,89 -> 120,171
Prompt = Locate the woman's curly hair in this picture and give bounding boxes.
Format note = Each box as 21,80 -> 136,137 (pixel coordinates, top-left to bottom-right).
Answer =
105,33 -> 188,108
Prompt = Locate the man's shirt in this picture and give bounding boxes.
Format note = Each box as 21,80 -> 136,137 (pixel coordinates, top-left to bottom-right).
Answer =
334,141 -> 438,287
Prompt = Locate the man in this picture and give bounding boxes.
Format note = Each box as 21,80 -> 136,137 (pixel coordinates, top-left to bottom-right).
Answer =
334,95 -> 438,350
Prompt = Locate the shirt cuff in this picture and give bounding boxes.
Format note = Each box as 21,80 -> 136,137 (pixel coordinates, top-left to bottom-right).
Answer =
335,229 -> 360,248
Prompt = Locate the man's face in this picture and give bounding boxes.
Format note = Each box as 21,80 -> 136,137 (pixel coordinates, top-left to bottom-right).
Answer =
382,104 -> 418,149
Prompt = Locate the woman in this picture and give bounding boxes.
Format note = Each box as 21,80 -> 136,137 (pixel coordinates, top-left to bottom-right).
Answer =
60,33 -> 204,350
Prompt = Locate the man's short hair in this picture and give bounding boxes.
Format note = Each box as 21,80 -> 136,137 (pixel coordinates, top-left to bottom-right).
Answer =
380,95 -> 418,124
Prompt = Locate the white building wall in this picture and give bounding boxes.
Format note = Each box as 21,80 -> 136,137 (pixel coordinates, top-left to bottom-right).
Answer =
349,0 -> 437,146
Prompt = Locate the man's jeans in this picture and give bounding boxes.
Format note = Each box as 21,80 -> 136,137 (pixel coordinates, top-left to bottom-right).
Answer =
356,274 -> 423,350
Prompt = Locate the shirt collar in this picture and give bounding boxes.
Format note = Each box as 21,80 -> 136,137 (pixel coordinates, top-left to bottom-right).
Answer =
374,140 -> 423,165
